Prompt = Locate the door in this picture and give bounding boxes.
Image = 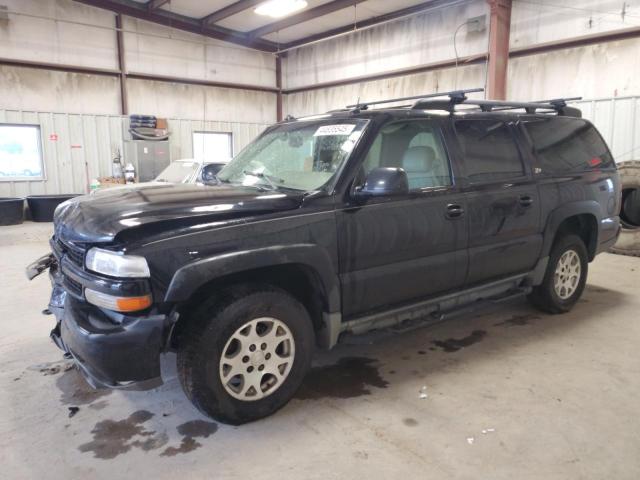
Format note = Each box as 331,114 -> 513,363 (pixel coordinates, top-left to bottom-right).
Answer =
337,119 -> 468,317
454,118 -> 542,285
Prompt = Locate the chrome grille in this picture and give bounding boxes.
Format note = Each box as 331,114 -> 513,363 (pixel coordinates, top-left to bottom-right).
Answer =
56,238 -> 86,267
63,275 -> 83,297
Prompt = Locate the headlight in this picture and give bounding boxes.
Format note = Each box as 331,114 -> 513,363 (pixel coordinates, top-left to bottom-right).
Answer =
85,247 -> 150,278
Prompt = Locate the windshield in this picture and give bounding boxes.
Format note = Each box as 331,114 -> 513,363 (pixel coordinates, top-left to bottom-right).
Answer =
217,119 -> 368,191
155,160 -> 200,183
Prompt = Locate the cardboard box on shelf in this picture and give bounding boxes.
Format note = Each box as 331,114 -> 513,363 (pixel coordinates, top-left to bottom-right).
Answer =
98,177 -> 127,188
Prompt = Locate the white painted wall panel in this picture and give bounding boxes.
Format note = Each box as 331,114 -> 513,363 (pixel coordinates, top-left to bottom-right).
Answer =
122,17 -> 276,89
284,63 -> 486,117
508,38 -> 640,101
283,0 -> 489,90
0,0 -> 118,70
0,109 -> 268,197
573,96 -> 640,163
0,66 -> 121,115
282,0 -> 640,102
511,0 -> 640,49
126,78 -> 277,124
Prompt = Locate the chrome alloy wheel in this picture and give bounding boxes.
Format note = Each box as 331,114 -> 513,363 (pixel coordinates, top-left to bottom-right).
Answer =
219,317 -> 295,401
554,249 -> 581,300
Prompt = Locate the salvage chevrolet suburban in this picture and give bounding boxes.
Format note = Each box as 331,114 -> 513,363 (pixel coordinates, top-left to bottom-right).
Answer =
27,89 -> 621,424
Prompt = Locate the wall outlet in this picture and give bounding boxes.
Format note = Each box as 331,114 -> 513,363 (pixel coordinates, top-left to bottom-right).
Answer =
467,14 -> 487,33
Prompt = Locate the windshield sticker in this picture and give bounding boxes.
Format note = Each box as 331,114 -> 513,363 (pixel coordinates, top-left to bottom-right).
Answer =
313,124 -> 357,136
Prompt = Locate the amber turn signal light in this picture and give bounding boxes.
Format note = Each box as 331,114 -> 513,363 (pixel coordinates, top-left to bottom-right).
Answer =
85,288 -> 152,312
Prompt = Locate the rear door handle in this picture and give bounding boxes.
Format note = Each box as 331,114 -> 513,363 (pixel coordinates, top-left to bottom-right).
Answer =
446,203 -> 465,219
519,195 -> 534,207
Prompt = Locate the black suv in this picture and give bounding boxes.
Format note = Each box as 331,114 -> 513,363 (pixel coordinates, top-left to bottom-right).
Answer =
28,90 -> 621,424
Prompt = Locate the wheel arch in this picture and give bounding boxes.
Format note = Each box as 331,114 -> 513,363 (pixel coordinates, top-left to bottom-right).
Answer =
165,245 -> 341,349
543,201 -> 601,261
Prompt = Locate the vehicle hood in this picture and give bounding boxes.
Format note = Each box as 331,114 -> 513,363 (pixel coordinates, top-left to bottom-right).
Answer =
54,183 -> 304,243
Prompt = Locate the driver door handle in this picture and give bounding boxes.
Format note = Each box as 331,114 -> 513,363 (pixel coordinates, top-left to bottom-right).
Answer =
446,203 -> 465,219
519,195 -> 534,207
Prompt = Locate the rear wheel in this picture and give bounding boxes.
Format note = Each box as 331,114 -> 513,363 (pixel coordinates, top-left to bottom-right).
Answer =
528,234 -> 588,313
177,285 -> 314,424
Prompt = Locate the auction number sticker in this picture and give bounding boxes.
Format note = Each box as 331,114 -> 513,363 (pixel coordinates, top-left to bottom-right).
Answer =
314,124 -> 356,136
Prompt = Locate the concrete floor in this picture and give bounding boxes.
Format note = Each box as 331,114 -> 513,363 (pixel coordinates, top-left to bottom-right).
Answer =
1,222 -> 639,480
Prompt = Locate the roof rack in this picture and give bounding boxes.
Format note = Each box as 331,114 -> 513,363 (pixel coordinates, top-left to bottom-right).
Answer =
469,97 -> 582,116
345,88 -> 484,110
411,97 -> 582,117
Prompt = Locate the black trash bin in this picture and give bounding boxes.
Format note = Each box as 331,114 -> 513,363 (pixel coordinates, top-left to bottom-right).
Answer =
26,194 -> 79,222
0,198 -> 25,226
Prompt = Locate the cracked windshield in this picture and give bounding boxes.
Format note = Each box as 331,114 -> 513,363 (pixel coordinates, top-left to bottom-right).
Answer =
217,119 -> 368,191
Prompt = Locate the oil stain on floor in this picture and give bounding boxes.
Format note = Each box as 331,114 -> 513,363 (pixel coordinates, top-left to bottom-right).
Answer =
78,410 -> 168,459
160,420 -> 218,457
402,418 -> 419,427
295,356 -> 389,400
28,360 -> 75,376
494,314 -> 541,327
431,330 -> 487,353
56,368 -> 112,406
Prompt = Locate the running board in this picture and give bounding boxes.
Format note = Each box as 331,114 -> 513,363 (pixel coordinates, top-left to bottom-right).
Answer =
340,274 -> 531,337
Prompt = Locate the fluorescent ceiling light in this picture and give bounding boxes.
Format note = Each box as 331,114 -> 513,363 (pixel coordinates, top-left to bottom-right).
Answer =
255,0 -> 308,18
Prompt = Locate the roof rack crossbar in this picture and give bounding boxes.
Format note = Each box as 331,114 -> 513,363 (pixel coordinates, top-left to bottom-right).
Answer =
482,97 -> 583,112
411,97 -> 583,117
345,87 -> 483,109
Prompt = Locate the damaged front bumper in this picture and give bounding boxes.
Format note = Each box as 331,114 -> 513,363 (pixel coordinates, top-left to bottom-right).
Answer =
27,251 -> 173,390
55,295 -> 169,390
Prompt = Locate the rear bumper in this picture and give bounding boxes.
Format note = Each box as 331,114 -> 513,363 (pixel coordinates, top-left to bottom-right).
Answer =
596,215 -> 622,255
53,294 -> 170,389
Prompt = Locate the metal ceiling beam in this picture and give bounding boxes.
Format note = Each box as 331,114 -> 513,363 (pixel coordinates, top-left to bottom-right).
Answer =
146,0 -> 170,10
73,0 -> 279,52
280,0 -> 462,50
248,0 -> 366,39
202,0 -> 264,26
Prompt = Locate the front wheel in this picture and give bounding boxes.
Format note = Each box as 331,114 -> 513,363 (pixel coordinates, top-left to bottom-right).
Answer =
177,285 -> 314,424
528,234 -> 588,314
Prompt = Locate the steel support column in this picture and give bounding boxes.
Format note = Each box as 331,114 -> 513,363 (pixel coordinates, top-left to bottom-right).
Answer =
115,14 -> 128,115
276,55 -> 283,121
487,0 -> 512,100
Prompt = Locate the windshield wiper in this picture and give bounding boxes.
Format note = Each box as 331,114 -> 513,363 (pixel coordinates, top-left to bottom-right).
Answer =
242,170 -> 282,190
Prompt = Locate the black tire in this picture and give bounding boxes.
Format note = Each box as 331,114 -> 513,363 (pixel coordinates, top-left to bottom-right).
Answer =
177,284 -> 314,425
610,160 -> 640,257
528,234 -> 588,314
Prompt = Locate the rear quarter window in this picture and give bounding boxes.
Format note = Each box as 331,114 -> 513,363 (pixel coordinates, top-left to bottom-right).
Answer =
524,117 -> 614,174
454,119 -> 525,183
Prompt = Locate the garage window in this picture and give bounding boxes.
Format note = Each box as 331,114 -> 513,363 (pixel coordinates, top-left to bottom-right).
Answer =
193,131 -> 233,163
0,124 -> 44,181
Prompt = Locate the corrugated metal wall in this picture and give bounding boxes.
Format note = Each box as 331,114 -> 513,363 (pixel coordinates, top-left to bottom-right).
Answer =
0,109 -> 268,197
572,96 -> 640,164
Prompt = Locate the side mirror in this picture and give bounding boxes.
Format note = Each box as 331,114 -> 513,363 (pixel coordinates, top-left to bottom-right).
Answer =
201,163 -> 225,185
354,167 -> 409,199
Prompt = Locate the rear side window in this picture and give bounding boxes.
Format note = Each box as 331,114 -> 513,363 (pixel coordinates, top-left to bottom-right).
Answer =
455,120 -> 524,183
524,117 -> 614,174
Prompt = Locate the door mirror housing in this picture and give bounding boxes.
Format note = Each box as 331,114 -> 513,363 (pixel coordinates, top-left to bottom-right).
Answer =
354,167 -> 409,199
201,163 -> 225,185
